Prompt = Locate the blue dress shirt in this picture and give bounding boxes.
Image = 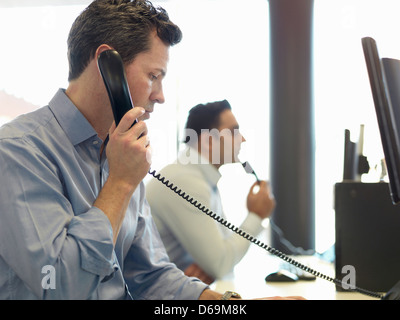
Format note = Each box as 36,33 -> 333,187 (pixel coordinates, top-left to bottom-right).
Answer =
0,89 -> 207,299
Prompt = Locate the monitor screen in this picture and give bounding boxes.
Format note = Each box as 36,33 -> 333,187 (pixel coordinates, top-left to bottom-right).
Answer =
362,36 -> 400,205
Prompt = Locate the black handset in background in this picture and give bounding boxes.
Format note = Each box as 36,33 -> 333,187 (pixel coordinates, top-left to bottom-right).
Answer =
97,49 -> 136,127
242,161 -> 260,182
97,49 -> 384,300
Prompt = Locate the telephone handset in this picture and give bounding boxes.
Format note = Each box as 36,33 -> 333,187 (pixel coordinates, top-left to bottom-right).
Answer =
98,49 -> 137,127
97,49 -> 384,299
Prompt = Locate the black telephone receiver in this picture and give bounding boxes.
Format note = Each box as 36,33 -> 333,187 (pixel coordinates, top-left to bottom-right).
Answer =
98,49 -> 136,127
97,49 -> 385,299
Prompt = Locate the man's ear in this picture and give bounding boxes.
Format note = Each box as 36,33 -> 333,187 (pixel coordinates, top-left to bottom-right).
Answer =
198,131 -> 213,159
95,44 -> 114,60
199,132 -> 210,149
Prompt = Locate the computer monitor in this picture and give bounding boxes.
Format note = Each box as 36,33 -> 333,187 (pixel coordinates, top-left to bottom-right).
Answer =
381,58 -> 400,135
362,36 -> 400,204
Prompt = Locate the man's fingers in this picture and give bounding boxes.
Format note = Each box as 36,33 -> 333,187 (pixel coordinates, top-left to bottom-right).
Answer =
113,107 -> 145,134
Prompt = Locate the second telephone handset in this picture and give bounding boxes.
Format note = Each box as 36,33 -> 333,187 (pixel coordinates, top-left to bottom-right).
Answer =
97,49 -> 384,300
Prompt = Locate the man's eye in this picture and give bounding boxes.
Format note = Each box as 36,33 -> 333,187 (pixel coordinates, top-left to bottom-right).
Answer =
150,74 -> 158,81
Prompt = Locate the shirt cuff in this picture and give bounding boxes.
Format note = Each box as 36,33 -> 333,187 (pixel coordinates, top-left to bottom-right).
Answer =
241,211 -> 264,236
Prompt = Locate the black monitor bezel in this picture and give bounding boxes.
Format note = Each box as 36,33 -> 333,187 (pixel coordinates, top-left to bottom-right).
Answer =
362,36 -> 400,205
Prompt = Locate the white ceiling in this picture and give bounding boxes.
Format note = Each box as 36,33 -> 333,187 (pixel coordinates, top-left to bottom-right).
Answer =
0,0 -> 169,7
0,0 -> 92,7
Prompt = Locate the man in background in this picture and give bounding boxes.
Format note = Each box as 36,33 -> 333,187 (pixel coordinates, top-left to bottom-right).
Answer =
146,100 -> 275,284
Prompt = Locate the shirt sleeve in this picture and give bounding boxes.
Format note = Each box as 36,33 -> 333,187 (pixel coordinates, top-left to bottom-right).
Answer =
0,138 -> 116,299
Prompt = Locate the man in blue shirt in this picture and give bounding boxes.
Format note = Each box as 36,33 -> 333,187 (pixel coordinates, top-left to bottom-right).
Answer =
0,0 -> 212,300
0,0 -> 304,301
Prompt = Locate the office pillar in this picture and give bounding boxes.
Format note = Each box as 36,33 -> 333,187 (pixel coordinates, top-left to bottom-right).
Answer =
269,0 -> 315,253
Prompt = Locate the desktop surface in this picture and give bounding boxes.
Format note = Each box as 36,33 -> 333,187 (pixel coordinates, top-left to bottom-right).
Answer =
212,242 -> 379,300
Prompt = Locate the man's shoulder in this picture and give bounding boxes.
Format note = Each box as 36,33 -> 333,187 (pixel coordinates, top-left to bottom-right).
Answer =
163,161 -> 203,177
0,106 -> 53,142
146,161 -> 211,205
149,161 -> 205,188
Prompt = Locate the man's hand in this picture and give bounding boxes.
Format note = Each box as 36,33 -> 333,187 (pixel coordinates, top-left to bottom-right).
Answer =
246,181 -> 275,220
94,107 -> 151,244
106,107 -> 152,187
198,289 -> 306,300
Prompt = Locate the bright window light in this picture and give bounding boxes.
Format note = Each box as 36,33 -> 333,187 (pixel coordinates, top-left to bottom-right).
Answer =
314,0 -> 400,252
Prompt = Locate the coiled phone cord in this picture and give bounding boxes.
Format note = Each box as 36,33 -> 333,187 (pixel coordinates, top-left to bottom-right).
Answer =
148,168 -> 384,299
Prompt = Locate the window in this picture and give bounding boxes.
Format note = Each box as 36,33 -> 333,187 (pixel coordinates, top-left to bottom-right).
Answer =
0,4 -> 85,126
314,0 -> 400,252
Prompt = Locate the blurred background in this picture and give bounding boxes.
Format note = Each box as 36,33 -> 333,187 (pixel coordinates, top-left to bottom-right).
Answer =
1,0 -> 400,254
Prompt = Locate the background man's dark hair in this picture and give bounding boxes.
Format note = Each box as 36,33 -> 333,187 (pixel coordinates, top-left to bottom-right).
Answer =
67,0 -> 182,81
184,100 -> 232,145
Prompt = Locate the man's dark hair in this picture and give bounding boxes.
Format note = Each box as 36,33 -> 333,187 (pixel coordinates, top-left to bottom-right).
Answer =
184,100 -> 232,144
67,0 -> 182,81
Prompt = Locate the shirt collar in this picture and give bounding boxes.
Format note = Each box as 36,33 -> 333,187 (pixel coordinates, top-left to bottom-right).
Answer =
48,89 -> 98,146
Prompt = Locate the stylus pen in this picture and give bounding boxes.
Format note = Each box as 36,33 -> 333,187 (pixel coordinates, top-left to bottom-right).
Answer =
241,161 -> 260,183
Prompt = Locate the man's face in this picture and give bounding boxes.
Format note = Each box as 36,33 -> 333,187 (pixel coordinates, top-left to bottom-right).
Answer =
125,31 -> 169,121
213,109 -> 246,165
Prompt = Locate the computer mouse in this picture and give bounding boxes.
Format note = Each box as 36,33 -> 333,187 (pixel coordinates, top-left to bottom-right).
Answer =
265,269 -> 299,282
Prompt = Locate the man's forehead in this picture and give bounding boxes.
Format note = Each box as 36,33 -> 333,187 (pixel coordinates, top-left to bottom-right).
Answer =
133,41 -> 169,72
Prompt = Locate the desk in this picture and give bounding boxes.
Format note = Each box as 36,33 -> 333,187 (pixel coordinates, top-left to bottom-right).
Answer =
211,244 -> 380,300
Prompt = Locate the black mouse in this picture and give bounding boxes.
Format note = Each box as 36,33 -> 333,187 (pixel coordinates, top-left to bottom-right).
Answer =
265,269 -> 299,282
